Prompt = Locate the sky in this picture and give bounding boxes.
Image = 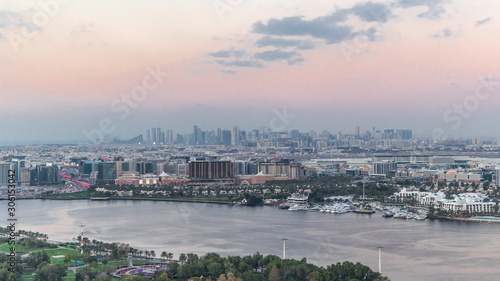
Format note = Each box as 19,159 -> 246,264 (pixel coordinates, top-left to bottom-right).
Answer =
0,0 -> 499,143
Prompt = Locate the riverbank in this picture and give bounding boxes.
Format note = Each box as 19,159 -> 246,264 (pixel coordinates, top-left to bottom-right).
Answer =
428,215 -> 500,223
39,193 -> 234,205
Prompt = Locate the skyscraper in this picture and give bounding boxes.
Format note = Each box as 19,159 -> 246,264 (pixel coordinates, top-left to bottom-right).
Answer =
222,130 -> 231,146
156,127 -> 162,144
231,126 -> 240,146
192,125 -> 199,145
152,128 -> 157,143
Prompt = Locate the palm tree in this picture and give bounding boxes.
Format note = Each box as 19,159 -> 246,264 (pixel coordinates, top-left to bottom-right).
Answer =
150,250 -> 156,258
161,251 -> 167,260
167,252 -> 174,260
179,253 -> 187,264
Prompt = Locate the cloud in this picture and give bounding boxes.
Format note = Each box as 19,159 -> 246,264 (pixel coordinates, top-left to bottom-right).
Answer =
207,2 -> 409,69
253,16 -> 354,44
220,70 -> 236,74
350,2 -> 392,23
0,9 -> 37,32
482,77 -> 498,82
254,50 -> 303,65
255,36 -> 315,50
252,2 -> 392,44
475,17 -> 491,27
397,0 -> 448,19
208,48 -> 248,58
431,28 -> 457,38
214,59 -> 263,68
209,47 -> 263,68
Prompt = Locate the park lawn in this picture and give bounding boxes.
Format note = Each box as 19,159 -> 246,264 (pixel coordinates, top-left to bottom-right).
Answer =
46,191 -> 89,199
62,270 -> 76,280
0,242 -> 40,253
45,248 -> 80,265
20,269 -> 36,280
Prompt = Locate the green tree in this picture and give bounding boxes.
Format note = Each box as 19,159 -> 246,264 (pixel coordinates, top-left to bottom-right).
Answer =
218,272 -> 242,281
179,253 -> 187,263
268,265 -> 281,281
153,272 -> 171,281
26,250 -> 51,269
34,264 -> 67,281
307,270 -> 323,281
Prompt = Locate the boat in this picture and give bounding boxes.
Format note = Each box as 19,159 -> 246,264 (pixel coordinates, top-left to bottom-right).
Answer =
353,205 -> 376,214
309,205 -> 321,211
393,212 -> 407,219
382,211 -> 394,218
278,204 -> 290,209
288,204 -> 309,211
414,214 -> 427,220
287,194 -> 309,205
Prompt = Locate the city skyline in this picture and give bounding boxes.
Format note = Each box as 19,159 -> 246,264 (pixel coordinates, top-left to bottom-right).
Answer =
1,0 -> 500,143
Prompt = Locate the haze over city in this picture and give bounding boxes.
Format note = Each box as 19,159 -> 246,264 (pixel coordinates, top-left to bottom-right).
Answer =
1,0 -> 499,143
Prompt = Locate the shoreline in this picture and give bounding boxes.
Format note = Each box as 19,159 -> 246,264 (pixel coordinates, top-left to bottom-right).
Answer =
35,196 -> 235,205
429,215 -> 500,223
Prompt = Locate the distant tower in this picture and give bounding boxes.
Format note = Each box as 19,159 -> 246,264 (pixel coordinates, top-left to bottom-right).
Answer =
156,127 -> 161,144
79,224 -> 86,254
152,128 -> 157,143
496,168 -> 500,188
282,237 -> 288,259
193,125 -> 199,145
231,126 -> 240,146
377,246 -> 384,274
355,126 -> 360,137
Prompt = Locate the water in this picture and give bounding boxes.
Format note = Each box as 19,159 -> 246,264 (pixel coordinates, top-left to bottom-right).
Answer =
3,199 -> 500,281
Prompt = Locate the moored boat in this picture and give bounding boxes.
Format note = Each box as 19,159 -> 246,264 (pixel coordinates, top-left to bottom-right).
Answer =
353,205 -> 376,214
382,211 -> 394,218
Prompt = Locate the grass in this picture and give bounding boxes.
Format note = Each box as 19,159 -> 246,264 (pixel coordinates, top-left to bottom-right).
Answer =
45,248 -> 80,265
0,242 -> 41,253
45,191 -> 89,200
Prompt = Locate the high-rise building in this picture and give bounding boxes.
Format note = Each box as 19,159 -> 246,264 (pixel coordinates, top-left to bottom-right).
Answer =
20,167 -> 30,186
0,163 -> 11,185
192,125 -> 199,145
231,126 -> 240,145
396,129 -> 413,140
371,161 -> 397,177
383,129 -> 395,139
156,127 -> 162,144
222,130 -> 231,146
146,130 -> 151,143
166,130 -> 174,144
152,128 -> 157,143
496,168 -> 500,188
97,162 -> 117,181
35,165 -> 59,185
11,160 -> 25,182
188,161 -> 234,179
216,128 -> 222,143
136,162 -> 154,174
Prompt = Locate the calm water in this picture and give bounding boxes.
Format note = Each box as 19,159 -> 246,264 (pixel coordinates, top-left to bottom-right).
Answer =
3,199 -> 500,281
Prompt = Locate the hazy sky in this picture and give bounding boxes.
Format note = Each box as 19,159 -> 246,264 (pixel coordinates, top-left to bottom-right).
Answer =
0,0 -> 499,142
